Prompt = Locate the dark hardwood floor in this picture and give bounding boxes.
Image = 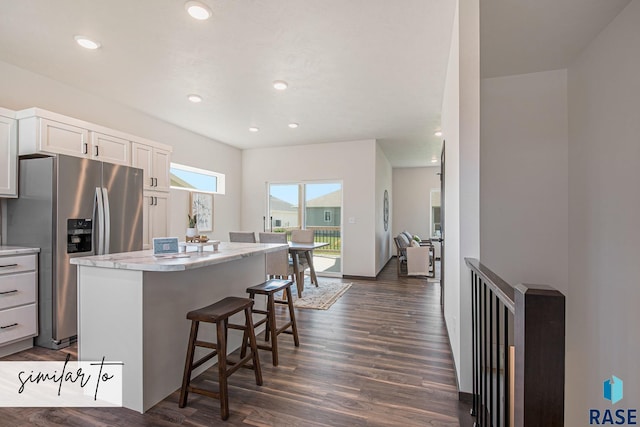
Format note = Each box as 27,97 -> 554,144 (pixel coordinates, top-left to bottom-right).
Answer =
0,261 -> 473,426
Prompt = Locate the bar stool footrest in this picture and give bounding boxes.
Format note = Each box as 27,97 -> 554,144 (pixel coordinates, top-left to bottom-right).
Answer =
192,350 -> 218,370
189,386 -> 220,400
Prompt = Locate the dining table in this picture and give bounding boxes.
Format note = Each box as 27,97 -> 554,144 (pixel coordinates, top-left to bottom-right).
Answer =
288,241 -> 330,294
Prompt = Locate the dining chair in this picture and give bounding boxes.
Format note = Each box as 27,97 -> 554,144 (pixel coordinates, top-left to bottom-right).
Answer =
229,231 -> 256,243
259,232 -> 304,297
290,229 -> 315,284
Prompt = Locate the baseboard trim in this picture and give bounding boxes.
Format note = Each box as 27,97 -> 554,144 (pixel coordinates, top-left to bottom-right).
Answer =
344,256 -> 394,281
459,391 -> 473,404
343,274 -> 377,280
444,315 -> 463,396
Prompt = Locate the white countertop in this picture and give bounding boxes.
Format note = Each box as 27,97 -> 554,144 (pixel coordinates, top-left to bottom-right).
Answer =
70,242 -> 286,272
0,246 -> 40,256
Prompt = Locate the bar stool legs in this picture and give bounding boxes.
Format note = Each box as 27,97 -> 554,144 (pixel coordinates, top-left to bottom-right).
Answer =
242,279 -> 300,366
178,297 -> 262,421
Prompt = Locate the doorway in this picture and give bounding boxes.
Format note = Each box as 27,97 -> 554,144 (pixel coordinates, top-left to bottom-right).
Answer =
267,181 -> 343,276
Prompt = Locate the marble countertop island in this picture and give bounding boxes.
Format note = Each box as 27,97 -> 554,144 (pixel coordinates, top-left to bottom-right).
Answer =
70,242 -> 286,271
74,241 -> 283,413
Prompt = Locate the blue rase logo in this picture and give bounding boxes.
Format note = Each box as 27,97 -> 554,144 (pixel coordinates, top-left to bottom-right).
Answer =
590,376 -> 636,425
604,376 -> 624,405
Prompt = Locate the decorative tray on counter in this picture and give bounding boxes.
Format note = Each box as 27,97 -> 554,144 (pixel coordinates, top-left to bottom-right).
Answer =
186,235 -> 209,243
179,240 -> 221,253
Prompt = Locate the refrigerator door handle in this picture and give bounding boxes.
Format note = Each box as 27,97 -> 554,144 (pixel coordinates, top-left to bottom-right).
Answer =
102,187 -> 111,254
95,187 -> 105,255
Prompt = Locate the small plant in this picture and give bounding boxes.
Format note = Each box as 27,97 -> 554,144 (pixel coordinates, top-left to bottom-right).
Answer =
413,235 -> 421,242
188,214 -> 197,228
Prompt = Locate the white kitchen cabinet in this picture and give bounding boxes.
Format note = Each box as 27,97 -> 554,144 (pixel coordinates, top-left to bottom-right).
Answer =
0,250 -> 39,357
16,108 -> 171,173
132,142 -> 171,192
0,108 -> 17,197
89,131 -> 130,166
19,116 -> 90,158
142,191 -> 169,250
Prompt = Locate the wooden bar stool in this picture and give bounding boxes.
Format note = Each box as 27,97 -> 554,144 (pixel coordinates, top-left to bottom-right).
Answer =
179,296 -> 262,421
242,279 -> 300,366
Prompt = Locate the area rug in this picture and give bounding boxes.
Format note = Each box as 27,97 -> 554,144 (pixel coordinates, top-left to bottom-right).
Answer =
293,282 -> 352,310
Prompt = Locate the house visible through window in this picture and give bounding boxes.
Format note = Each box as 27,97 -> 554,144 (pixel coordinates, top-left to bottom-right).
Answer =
267,181 -> 343,276
170,163 -> 225,194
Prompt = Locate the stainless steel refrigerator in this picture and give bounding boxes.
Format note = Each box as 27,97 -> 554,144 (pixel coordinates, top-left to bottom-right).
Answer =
6,155 -> 143,349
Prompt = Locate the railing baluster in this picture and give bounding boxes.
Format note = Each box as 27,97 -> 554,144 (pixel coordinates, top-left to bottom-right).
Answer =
495,294 -> 501,427
478,279 -> 484,427
483,281 -> 487,427
476,274 -> 481,425
504,305 -> 510,427
489,289 -> 493,427
471,272 -> 477,417
477,273 -> 481,420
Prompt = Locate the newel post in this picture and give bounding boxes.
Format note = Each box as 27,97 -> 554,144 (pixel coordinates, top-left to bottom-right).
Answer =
514,284 -> 565,427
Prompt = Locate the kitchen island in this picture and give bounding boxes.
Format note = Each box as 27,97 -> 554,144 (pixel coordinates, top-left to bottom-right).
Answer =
71,242 -> 286,413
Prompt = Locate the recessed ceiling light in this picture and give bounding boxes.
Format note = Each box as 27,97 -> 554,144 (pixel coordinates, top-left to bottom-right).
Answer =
185,1 -> 212,20
288,123 -> 299,129
431,157 -> 438,163
434,130 -> 443,137
187,94 -> 202,103
249,127 -> 259,132
74,35 -> 101,50
273,80 -> 288,91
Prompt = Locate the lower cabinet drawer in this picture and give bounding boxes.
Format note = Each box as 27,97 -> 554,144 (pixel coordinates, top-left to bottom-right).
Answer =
0,304 -> 37,345
0,254 -> 37,276
0,272 -> 37,310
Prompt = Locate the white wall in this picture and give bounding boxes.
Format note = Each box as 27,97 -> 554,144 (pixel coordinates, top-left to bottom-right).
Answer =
566,1 -> 640,424
241,139 -> 379,277
480,70 -> 569,295
457,0 -> 480,394
392,166 -> 440,247
441,0 -> 480,393
375,143 -> 393,273
441,0 -> 462,388
0,60 -> 242,242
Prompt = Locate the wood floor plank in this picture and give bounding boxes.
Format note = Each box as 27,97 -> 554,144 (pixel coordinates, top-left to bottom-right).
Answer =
0,261 -> 473,426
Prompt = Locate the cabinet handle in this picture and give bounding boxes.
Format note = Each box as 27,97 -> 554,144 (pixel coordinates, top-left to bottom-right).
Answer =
0,264 -> 18,269
95,146 -> 99,157
83,143 -> 88,154
150,177 -> 154,187
153,177 -> 157,187
0,323 -> 18,330
149,197 -> 154,206
154,197 -> 157,206
0,290 -> 18,295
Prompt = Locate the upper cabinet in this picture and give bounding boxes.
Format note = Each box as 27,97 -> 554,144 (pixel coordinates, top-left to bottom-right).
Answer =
19,114 -> 89,158
89,131 -> 130,166
16,108 -> 171,171
0,108 -> 18,198
132,142 -> 170,192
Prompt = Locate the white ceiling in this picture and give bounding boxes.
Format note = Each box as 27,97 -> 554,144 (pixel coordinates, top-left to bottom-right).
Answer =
1,1 -> 630,168
480,0 -> 631,78
0,0 -> 456,167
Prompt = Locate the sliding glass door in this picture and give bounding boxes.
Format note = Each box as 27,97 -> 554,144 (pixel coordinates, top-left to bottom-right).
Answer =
268,181 -> 342,276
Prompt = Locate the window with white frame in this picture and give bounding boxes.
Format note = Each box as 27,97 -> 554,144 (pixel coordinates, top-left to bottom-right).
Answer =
170,163 -> 225,194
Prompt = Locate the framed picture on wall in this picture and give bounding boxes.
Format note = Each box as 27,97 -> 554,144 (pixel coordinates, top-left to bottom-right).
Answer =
190,192 -> 214,232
